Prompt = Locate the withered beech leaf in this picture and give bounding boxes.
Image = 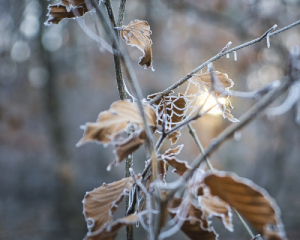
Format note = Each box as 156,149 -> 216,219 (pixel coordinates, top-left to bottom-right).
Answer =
83,177 -> 135,235
46,1 -> 96,25
203,172 -> 286,240
169,198 -> 218,240
157,158 -> 169,182
84,214 -> 139,240
193,71 -> 234,92
199,190 -> 233,232
120,20 -> 153,70
189,71 -> 238,123
77,100 -> 156,166
148,91 -> 187,144
160,145 -> 191,175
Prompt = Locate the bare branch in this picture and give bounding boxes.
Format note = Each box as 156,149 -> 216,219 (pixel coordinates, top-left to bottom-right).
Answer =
231,80 -> 281,99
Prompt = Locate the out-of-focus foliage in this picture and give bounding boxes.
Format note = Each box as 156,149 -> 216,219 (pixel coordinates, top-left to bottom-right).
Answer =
1,0 -> 300,239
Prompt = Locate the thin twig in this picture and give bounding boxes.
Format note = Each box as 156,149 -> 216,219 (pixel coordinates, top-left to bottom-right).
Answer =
104,0 -> 127,100
187,123 -> 213,170
231,80 -> 281,99
234,209 -> 255,238
149,20 -> 300,104
117,0 -> 127,27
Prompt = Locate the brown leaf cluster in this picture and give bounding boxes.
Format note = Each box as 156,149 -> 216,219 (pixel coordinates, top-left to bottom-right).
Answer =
148,91 -> 187,144
121,20 -> 154,70
162,171 -> 286,240
77,100 -> 156,168
203,172 -> 286,240
189,71 -> 238,122
83,177 -> 137,240
46,0 -> 96,25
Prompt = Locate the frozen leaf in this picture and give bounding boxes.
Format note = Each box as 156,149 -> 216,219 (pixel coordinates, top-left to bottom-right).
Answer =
77,100 -> 156,165
114,133 -> 145,164
157,158 -> 169,182
46,3 -> 92,25
193,71 -> 234,92
167,131 -> 181,145
78,100 -> 155,144
84,214 -> 139,240
148,92 -> 187,144
83,177 -> 135,234
160,145 -> 191,175
203,172 -> 286,240
189,71 -> 238,122
168,198 -> 217,240
120,20 -> 153,70
199,190 -> 233,231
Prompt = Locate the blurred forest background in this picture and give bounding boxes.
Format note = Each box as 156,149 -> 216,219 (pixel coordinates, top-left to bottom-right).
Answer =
1,0 -> 300,239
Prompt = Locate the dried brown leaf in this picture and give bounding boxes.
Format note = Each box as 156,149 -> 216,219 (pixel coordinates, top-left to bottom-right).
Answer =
84,214 -> 139,240
189,71 -> 238,122
121,20 -> 153,70
203,172 -> 286,240
199,191 -> 233,231
169,198 -> 217,240
46,3 -> 92,25
148,92 -> 187,144
83,177 -> 135,234
77,100 -> 156,165
114,134 -> 145,163
193,71 -> 233,91
160,145 -> 191,175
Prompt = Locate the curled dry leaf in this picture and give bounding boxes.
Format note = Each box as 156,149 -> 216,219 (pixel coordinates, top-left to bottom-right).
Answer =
77,100 -> 156,167
168,198 -> 217,240
203,172 -> 286,240
46,1 -> 94,25
148,91 -> 187,144
199,189 -> 233,231
83,177 -> 135,236
84,214 -> 139,240
160,145 -> 191,175
120,20 -> 154,70
188,71 -> 239,122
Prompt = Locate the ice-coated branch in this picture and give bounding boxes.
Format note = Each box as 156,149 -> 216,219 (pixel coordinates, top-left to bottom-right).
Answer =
103,0 -> 127,100
117,0 -> 127,27
149,20 -> 300,105
231,80 -> 281,99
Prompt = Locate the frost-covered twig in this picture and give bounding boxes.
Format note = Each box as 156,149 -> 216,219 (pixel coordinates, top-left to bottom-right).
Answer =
103,0 -> 127,100
117,0 -> 127,27
231,80 -> 281,99
187,123 -> 213,170
149,21 -> 300,105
